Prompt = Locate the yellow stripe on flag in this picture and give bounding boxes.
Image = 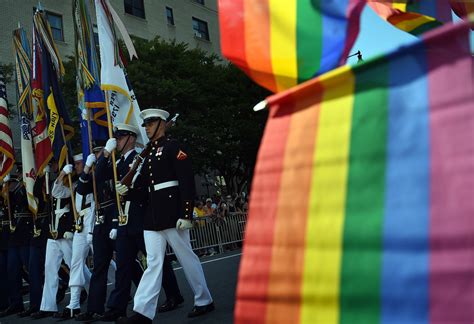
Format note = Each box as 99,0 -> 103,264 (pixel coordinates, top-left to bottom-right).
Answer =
395,15 -> 436,32
302,66 -> 354,324
392,2 -> 407,12
269,0 -> 298,92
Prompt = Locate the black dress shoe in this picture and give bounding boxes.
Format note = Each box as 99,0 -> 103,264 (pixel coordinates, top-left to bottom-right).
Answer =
75,311 -> 102,322
0,305 -> 24,318
187,302 -> 215,318
116,312 -> 151,324
158,296 -> 184,313
99,308 -> 125,321
18,307 -> 39,317
53,307 -> 80,320
30,310 -> 56,319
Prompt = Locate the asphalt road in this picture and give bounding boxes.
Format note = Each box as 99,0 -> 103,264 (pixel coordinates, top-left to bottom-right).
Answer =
0,250 -> 241,324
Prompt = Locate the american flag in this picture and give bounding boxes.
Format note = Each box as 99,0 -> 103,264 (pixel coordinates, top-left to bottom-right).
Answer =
0,70 -> 15,181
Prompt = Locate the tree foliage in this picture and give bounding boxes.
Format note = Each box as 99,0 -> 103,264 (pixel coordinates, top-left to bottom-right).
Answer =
0,63 -> 16,116
61,37 -> 269,194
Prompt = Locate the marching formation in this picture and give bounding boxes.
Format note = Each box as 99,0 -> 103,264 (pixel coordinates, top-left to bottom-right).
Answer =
0,108 -> 214,323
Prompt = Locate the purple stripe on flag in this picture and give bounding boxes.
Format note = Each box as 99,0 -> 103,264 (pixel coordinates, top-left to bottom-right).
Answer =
427,23 -> 474,324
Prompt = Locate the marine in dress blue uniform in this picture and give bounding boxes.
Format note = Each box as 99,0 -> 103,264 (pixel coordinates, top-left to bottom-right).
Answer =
117,109 -> 213,323
18,173 -> 50,317
0,177 -> 11,313
75,142 -> 118,322
0,176 -> 32,317
101,123 -> 185,321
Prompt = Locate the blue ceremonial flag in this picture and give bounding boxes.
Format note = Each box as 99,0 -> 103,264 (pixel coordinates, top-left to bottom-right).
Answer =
74,0 -> 109,159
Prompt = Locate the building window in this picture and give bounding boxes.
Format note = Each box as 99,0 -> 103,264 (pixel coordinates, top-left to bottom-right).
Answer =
194,0 -> 205,4
124,0 -> 145,19
192,17 -> 209,41
46,12 -> 64,41
166,7 -> 174,25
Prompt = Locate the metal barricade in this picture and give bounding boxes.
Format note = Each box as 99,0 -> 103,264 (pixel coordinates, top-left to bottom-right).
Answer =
166,212 -> 247,256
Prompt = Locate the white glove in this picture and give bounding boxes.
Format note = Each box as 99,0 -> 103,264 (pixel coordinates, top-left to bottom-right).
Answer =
87,233 -> 93,245
115,181 -> 129,196
62,164 -> 73,175
176,218 -> 193,230
3,174 -> 10,182
43,165 -> 51,173
109,228 -> 117,240
85,154 -> 96,167
104,138 -> 117,154
63,231 -> 73,240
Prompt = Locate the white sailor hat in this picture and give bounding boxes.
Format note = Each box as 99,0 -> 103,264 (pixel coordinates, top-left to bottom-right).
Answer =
139,108 -> 169,127
73,153 -> 83,162
114,123 -> 139,137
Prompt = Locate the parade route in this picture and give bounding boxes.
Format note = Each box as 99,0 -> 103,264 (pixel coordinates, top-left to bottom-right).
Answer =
1,250 -> 241,324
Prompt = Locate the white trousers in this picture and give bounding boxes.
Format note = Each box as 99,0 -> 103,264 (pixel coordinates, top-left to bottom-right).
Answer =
67,230 -> 93,310
40,238 -> 73,312
133,229 -> 213,320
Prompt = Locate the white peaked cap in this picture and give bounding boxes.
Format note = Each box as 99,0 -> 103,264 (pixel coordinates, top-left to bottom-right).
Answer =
73,154 -> 83,162
114,123 -> 139,135
139,108 -> 170,126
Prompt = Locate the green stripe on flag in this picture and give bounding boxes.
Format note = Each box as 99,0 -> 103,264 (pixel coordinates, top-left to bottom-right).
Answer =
296,0 -> 322,83
340,60 -> 389,324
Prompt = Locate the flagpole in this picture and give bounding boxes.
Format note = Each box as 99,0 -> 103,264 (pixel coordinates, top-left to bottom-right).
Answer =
86,108 -> 100,215
59,120 -> 80,230
104,90 -> 125,220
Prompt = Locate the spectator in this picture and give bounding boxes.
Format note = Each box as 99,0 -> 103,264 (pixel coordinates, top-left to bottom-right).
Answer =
225,195 -> 236,213
193,201 -> 206,227
203,198 -> 214,216
234,194 -> 243,213
243,197 -> 249,213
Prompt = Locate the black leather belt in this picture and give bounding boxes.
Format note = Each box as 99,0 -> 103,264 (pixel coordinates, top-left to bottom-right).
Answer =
37,212 -> 49,219
14,212 -> 32,218
99,200 -> 115,209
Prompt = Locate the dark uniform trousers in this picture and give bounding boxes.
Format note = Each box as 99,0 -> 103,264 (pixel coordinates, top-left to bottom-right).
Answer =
28,176 -> 49,310
7,185 -> 32,310
84,155 -> 117,315
0,205 -> 10,310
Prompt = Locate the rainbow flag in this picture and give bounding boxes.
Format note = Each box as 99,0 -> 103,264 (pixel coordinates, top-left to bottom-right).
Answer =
368,0 -> 452,36
236,21 -> 474,324
218,0 -> 366,93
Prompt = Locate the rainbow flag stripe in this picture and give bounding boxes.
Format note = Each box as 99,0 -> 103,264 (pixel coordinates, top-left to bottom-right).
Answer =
368,0 -> 452,35
218,0 -> 365,93
235,22 -> 474,324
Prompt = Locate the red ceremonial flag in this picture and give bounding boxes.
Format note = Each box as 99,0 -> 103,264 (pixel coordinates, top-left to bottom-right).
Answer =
31,19 -> 53,175
0,70 -> 15,181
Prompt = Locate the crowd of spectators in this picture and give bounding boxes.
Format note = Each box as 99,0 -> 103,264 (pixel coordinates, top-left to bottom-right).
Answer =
191,193 -> 248,257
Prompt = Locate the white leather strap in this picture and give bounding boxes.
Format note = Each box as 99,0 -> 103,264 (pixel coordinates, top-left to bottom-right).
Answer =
148,180 -> 179,192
